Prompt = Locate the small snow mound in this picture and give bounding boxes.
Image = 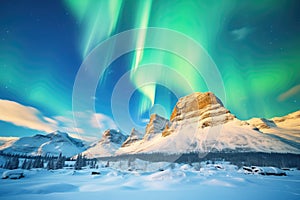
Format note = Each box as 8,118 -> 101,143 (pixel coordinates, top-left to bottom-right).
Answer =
26,183 -> 78,194
202,179 -> 235,187
180,164 -> 193,171
2,169 -> 24,179
147,169 -> 186,181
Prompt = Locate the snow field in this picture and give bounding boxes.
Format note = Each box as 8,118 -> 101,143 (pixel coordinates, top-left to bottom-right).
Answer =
0,161 -> 299,200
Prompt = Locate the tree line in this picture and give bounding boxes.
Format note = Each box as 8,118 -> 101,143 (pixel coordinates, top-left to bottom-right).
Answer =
2,151 -> 299,170
0,153 -> 97,170
96,152 -> 300,169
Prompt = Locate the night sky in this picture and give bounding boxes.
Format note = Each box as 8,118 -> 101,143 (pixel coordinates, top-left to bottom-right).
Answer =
0,0 -> 299,139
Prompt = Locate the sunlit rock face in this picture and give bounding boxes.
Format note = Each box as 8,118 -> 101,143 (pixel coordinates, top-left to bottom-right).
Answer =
163,92 -> 235,137
144,114 -> 169,140
121,128 -> 142,147
248,118 -> 276,130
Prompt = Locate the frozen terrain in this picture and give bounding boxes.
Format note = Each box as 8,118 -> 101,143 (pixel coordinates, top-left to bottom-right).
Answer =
0,161 -> 299,200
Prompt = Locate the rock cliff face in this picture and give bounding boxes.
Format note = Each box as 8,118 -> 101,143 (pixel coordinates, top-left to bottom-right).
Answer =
163,92 -> 235,137
170,92 -> 234,126
248,118 -> 276,129
143,114 -> 169,140
121,128 -> 142,147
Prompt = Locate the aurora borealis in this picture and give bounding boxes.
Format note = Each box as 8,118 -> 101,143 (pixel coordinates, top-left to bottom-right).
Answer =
0,0 -> 299,138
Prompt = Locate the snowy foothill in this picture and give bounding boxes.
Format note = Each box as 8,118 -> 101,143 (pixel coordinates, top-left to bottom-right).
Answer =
0,160 -> 299,200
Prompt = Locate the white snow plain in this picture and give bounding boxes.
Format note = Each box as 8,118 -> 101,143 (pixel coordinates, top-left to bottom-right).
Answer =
0,161 -> 299,200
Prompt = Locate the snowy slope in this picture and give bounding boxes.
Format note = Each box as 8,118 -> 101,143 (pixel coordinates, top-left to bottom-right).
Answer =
248,110 -> 300,149
0,137 -> 19,150
1,131 -> 86,157
118,118 -> 299,154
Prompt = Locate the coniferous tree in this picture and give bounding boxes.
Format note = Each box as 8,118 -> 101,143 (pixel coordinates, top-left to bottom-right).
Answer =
74,154 -> 86,170
55,153 -> 65,169
74,154 -> 81,170
4,160 -> 9,169
5,157 -> 19,169
26,160 -> 32,170
33,156 -> 44,168
11,157 -> 19,169
47,159 -> 55,170
21,159 -> 27,169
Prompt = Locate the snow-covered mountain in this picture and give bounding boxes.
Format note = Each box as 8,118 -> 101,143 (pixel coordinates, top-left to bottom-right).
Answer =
117,92 -> 300,156
122,128 -> 143,147
82,129 -> 128,158
248,110 -> 300,149
0,131 -> 86,157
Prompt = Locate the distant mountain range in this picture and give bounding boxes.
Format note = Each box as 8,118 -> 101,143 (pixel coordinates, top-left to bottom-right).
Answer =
0,131 -> 86,157
0,92 -> 299,158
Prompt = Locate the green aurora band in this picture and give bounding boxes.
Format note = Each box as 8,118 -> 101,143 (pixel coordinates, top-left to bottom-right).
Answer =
64,0 -> 300,120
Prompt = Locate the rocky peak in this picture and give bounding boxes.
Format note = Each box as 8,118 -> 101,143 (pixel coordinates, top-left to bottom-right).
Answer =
48,130 -> 68,138
143,114 -> 169,141
169,92 -> 234,128
101,129 -> 128,145
170,92 -> 222,121
121,128 -> 142,147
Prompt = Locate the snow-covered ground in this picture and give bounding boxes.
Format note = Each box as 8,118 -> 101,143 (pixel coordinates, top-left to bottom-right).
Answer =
0,161 -> 299,200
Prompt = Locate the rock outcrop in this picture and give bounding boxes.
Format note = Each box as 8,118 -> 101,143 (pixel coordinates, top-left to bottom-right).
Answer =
121,128 -> 142,147
171,92 -> 234,126
143,114 -> 169,140
100,129 -> 128,144
163,92 -> 235,137
248,118 -> 276,130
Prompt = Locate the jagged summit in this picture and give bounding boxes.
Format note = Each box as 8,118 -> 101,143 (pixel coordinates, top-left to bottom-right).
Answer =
101,129 -> 128,144
143,114 -> 169,141
170,92 -> 234,127
170,92 -> 223,121
121,128 -> 142,147
164,92 -> 235,138
82,129 -> 128,158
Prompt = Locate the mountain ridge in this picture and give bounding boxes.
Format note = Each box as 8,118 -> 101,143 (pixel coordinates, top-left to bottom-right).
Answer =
115,92 -> 300,156
0,92 -> 299,158
0,130 -> 86,157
